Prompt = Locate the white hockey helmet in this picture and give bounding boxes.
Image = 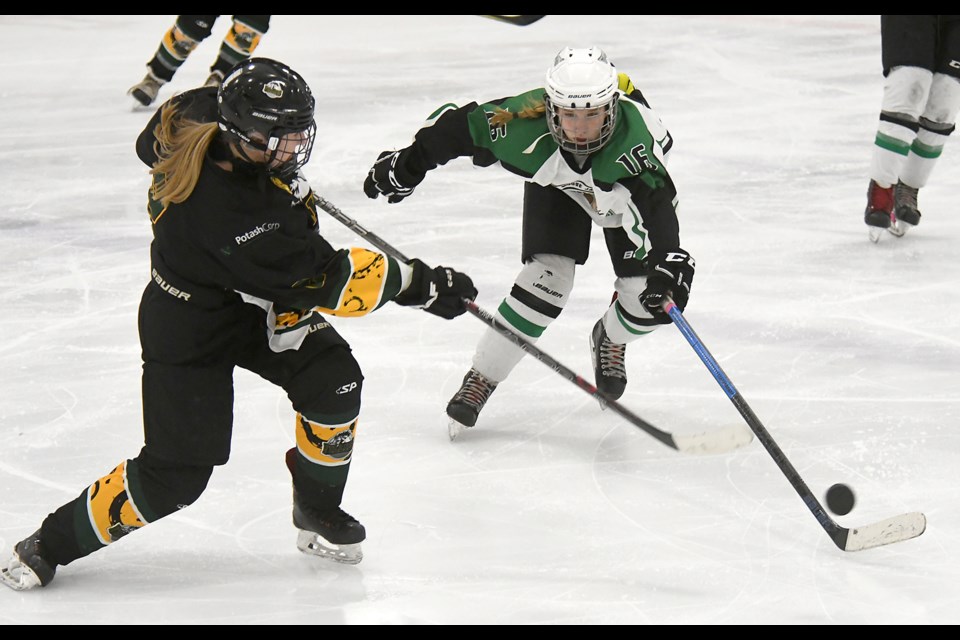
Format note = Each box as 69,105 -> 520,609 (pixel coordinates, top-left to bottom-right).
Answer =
544,46 -> 620,154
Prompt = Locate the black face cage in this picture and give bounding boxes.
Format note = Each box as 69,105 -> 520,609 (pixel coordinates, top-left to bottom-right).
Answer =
271,121 -> 316,176
544,94 -> 619,155
221,117 -> 317,177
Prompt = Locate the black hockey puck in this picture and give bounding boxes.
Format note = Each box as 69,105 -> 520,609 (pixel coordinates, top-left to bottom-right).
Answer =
825,483 -> 856,516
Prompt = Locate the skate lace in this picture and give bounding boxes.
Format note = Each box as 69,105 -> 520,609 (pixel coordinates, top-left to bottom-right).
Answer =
453,370 -> 497,410
599,337 -> 627,379
326,509 -> 360,528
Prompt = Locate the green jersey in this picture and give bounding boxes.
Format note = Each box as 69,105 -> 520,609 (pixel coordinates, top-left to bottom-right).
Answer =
399,85 -> 681,255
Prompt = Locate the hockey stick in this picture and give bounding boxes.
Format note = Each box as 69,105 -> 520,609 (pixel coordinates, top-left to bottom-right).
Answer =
479,15 -> 546,26
313,194 -> 752,455
663,298 -> 926,551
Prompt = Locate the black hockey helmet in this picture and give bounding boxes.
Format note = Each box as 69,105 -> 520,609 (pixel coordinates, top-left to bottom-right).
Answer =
217,57 -> 316,176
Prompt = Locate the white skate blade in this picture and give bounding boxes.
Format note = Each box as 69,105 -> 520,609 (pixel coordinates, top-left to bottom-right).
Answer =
887,220 -> 906,237
868,226 -> 884,243
296,529 -> 362,565
448,415 -> 469,441
0,556 -> 41,591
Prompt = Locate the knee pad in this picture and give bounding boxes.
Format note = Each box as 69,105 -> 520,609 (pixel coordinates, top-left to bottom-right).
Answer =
498,254 -> 575,338
286,345 -> 363,421
175,16 -> 217,42
287,346 -> 363,467
472,255 -> 575,380
881,66 -> 934,120
920,73 -> 960,128
521,253 -> 575,302
232,15 -> 271,36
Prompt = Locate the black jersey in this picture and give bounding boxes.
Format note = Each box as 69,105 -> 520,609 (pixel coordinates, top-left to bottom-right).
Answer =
137,88 -> 406,352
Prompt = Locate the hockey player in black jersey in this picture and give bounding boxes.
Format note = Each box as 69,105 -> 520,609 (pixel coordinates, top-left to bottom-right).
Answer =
128,15 -> 272,107
1,58 -> 477,590
363,46 -> 694,433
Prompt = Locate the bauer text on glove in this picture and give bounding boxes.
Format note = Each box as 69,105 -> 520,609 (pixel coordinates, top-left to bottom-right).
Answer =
363,149 -> 424,203
393,259 -> 477,319
639,248 -> 695,323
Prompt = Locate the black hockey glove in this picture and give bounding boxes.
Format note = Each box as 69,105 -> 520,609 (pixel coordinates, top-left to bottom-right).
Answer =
639,248 -> 695,323
363,149 -> 423,203
394,259 -> 477,320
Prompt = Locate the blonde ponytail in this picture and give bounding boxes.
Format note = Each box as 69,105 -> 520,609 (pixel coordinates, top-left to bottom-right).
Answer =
488,99 -> 547,127
149,103 -> 219,207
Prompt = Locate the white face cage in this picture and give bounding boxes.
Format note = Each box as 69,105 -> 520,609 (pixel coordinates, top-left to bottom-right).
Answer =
544,47 -> 620,154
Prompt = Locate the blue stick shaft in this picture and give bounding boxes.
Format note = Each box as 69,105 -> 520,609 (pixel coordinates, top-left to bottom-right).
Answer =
663,300 -> 845,545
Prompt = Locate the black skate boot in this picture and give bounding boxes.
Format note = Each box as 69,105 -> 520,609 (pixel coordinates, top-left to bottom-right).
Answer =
864,179 -> 894,243
293,491 -> 365,565
0,530 -> 56,591
893,180 -> 922,232
446,368 -> 498,439
590,319 -> 627,402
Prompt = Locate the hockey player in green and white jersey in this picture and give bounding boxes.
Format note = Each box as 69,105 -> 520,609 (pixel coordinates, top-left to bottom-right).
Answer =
364,46 -> 695,431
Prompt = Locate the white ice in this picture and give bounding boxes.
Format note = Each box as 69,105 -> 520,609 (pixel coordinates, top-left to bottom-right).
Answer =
1,15 -> 958,624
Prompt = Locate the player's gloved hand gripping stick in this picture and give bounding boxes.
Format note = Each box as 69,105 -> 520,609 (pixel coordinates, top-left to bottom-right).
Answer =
314,193 -> 752,456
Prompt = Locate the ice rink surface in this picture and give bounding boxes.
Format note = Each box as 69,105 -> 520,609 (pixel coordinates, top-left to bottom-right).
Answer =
1,15 -> 958,624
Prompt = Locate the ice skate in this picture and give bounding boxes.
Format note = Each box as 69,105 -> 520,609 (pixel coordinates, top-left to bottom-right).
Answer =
293,493 -> 365,565
0,530 -> 56,591
446,368 -> 498,440
864,179 -> 894,243
892,180 -> 921,236
204,70 -> 225,89
589,319 -> 627,403
127,72 -> 164,107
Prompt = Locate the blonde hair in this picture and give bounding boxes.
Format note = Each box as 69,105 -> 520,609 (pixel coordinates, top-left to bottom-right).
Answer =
492,73 -> 634,128
488,99 -> 546,127
149,102 -> 220,207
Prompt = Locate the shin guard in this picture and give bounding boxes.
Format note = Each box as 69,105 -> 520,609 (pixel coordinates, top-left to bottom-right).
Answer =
211,18 -> 267,75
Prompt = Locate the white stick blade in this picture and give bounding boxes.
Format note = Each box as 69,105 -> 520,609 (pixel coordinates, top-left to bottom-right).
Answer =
672,424 -> 754,455
844,512 -> 927,551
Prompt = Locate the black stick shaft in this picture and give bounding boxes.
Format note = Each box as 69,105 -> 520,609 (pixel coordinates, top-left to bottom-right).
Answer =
314,195 -> 681,450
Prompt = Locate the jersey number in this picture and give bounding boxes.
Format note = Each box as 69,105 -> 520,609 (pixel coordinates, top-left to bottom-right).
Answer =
484,111 -> 507,141
616,144 -> 657,176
